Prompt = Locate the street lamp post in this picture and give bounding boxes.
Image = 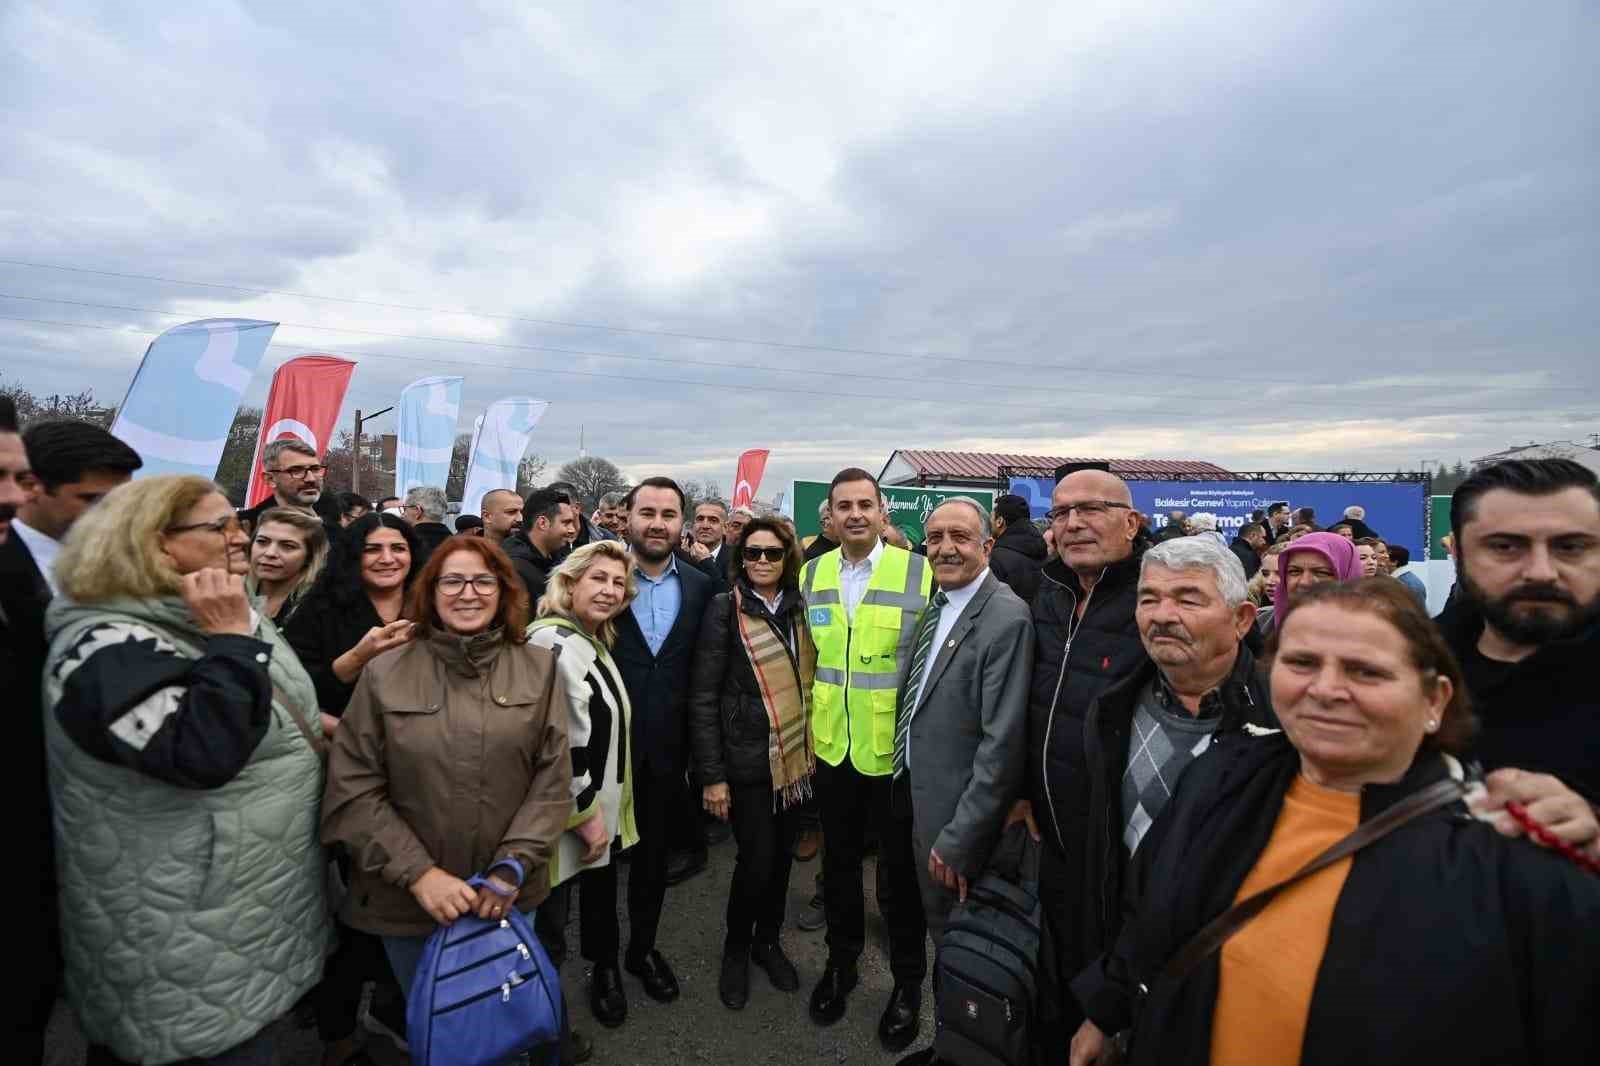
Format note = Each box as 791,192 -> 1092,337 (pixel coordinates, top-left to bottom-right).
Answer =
351,405 -> 394,497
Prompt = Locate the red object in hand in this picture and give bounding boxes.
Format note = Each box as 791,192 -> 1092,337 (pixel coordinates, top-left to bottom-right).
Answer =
1101,656 -> 1111,670
1505,800 -> 1600,876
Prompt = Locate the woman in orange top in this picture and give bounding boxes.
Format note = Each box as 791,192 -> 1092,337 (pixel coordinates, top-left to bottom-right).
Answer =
1069,579 -> 1600,1066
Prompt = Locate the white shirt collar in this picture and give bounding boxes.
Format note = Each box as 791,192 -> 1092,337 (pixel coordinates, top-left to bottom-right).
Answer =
12,517 -> 61,597
938,569 -> 987,612
839,537 -> 884,573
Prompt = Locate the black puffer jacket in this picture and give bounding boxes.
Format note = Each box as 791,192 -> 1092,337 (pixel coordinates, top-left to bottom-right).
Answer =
688,582 -> 808,787
1027,547 -> 1149,859
989,520 -> 1048,604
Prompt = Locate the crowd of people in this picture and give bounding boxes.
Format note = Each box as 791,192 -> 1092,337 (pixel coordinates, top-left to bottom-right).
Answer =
3,398 -> 1597,1066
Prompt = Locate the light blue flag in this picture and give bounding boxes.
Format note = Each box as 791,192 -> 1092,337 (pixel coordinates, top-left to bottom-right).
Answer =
460,398 -> 550,515
394,375 -> 464,499
110,318 -> 278,479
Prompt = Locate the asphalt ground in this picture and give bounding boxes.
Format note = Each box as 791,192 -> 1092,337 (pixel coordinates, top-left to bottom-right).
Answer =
46,833 -> 936,1066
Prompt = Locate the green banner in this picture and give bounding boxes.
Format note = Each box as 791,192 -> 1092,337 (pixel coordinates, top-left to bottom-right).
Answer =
1429,494 -> 1452,560
791,480 -> 995,545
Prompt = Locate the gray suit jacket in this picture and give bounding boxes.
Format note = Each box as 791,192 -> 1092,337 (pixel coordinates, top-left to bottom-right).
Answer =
900,569 -> 1034,885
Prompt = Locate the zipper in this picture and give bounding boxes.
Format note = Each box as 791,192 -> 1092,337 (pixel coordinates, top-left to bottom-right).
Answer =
941,920 -> 1039,982
1040,569 -> 1099,854
437,944 -> 517,981
432,967 -> 537,1015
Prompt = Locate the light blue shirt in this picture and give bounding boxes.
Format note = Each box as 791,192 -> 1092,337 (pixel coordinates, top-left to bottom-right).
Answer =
630,554 -> 682,656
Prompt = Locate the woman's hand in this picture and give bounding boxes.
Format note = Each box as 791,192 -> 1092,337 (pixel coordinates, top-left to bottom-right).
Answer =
473,874 -> 521,921
181,568 -> 254,636
355,619 -> 416,665
575,809 -> 610,863
319,712 -> 340,737
702,782 -> 731,822
1069,1020 -> 1107,1066
409,867 -> 479,925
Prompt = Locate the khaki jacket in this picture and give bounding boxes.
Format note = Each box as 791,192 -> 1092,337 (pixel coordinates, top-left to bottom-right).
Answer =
322,628 -> 572,936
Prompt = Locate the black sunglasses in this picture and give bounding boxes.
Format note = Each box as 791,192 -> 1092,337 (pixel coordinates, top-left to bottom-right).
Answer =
742,546 -> 786,563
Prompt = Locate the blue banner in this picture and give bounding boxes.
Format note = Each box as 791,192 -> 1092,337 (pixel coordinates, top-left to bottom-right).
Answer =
395,375 -> 464,498
111,318 -> 278,479
1009,477 -> 1428,557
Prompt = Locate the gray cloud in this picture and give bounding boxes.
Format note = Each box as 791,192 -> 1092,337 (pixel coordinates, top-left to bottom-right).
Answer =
2,0 -> 1594,500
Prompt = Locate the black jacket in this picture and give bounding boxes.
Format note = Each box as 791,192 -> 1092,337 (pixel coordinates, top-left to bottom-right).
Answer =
988,521 -> 1048,604
1074,735 -> 1600,1066
411,521 -> 454,564
688,583 -> 806,788
1076,646 -> 1275,987
1436,601 -> 1600,802
1227,538 -> 1260,580
503,533 -> 564,608
679,545 -> 730,596
1027,548 -> 1150,859
238,495 -> 341,543
283,591 -> 382,715
611,559 -> 713,778
803,534 -> 838,562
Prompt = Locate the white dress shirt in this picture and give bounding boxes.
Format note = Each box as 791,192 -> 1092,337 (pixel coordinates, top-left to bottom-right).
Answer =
838,538 -> 885,622
910,570 -> 987,716
12,517 -> 62,597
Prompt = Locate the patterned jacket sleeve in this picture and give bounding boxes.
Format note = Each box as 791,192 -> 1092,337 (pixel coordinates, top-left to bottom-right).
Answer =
50,620 -> 274,789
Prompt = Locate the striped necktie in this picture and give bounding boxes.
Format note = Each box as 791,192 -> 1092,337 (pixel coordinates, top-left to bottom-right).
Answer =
893,590 -> 948,779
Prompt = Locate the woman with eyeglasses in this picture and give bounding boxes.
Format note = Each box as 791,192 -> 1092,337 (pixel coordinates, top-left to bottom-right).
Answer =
248,506 -> 329,627
283,511 -> 421,1065
41,476 -> 328,1065
322,535 -> 572,1055
688,516 -> 818,1010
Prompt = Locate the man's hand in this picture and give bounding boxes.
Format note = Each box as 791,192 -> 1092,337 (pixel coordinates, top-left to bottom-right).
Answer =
575,809 -> 610,863
473,874 -> 520,921
319,712 -> 340,737
1471,767 -> 1600,859
703,782 -> 731,822
1069,1020 -> 1107,1066
409,867 -> 478,925
181,568 -> 254,636
929,848 -> 969,902
1004,799 -> 1041,842
688,540 -> 713,562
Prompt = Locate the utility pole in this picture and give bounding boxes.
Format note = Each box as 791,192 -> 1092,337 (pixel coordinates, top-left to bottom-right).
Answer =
351,405 -> 394,497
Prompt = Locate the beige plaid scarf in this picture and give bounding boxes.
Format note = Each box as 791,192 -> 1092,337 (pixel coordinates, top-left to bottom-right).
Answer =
733,586 -> 817,809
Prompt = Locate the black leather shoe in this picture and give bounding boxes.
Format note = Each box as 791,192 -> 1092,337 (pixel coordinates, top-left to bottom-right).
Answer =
570,1027 -> 595,1064
878,983 -> 922,1053
665,847 -> 708,885
719,948 -> 750,1010
625,949 -> 681,1003
751,940 -> 800,992
702,817 -> 732,846
589,963 -> 628,1028
808,962 -> 858,1026
894,1048 -> 940,1066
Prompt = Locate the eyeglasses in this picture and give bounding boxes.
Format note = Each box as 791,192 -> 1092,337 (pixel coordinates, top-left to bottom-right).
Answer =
436,575 -> 501,596
166,514 -> 244,536
268,464 -> 327,480
742,546 -> 786,563
1046,500 -> 1131,524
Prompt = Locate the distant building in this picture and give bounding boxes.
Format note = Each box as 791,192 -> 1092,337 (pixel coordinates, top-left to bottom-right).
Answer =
877,448 -> 1231,491
1471,441 -> 1600,477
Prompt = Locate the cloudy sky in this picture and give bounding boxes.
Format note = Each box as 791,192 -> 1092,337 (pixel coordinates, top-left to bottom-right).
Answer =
2,0 -> 1595,499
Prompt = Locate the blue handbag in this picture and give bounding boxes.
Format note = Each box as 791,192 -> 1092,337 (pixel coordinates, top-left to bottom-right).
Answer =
405,876 -> 563,1066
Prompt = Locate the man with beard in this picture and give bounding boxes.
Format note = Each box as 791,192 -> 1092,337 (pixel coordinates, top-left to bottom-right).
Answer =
238,439 -> 334,536
598,477 -> 713,1021
480,487 -> 525,545
1440,459 -> 1600,833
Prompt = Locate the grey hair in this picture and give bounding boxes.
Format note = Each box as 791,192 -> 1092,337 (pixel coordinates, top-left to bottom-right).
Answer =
1141,535 -> 1249,607
730,505 -> 756,520
931,496 -> 992,540
599,491 -> 626,509
405,485 -> 448,520
262,438 -> 317,466
817,499 -> 831,519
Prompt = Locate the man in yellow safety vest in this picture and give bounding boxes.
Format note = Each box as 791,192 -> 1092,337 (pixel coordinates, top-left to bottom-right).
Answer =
800,467 -> 933,1053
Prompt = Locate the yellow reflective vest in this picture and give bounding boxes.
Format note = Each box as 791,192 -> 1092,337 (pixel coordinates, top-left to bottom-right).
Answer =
800,544 -> 932,776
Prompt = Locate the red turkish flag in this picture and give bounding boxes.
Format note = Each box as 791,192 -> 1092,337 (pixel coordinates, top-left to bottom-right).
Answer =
731,449 -> 770,511
245,355 -> 357,507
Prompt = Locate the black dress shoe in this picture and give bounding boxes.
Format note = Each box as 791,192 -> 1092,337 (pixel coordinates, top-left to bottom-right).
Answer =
588,963 -> 628,1028
702,817 -> 732,846
751,939 -> 800,992
719,948 -> 750,1010
894,1048 -> 940,1066
570,1027 -> 595,1064
665,847 -> 708,885
808,962 -> 858,1026
625,949 -> 681,1002
878,983 -> 922,1052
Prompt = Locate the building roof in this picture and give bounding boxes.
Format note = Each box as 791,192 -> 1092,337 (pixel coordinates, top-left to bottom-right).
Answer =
1471,441 -> 1600,474
881,449 -> 1232,483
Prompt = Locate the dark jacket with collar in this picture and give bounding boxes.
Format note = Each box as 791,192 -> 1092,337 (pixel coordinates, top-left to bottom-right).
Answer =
988,520 -> 1048,605
1435,601 -> 1600,802
238,495 -> 341,544
612,558 -> 713,778
1228,537 -> 1260,580
1077,645 -> 1275,981
283,590 -> 383,716
688,579 -> 806,788
1027,545 -> 1150,860
803,534 -> 838,562
503,532 -> 565,609
1073,734 -> 1600,1066
410,521 -> 454,564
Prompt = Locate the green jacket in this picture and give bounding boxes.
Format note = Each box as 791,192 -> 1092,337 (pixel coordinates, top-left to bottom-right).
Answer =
43,596 -> 329,1064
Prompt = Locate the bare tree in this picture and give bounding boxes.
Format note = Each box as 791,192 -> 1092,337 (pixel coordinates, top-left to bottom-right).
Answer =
516,454 -> 548,498
324,430 -> 386,499
556,456 -> 630,510
0,375 -> 115,429
214,406 -> 264,504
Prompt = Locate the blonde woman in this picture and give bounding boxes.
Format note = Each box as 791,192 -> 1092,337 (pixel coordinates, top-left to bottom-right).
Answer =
528,540 -> 640,1035
248,506 -> 329,626
41,475 -> 328,1065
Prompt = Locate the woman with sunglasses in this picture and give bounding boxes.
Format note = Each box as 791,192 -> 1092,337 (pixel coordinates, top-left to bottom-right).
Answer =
42,476 -> 328,1065
688,516 -> 818,1010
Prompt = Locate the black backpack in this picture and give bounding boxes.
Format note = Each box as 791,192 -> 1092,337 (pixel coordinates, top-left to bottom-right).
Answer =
933,824 -> 1041,1066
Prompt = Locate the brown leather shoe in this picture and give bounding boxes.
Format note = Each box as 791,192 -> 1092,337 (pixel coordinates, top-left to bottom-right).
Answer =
793,829 -> 821,862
